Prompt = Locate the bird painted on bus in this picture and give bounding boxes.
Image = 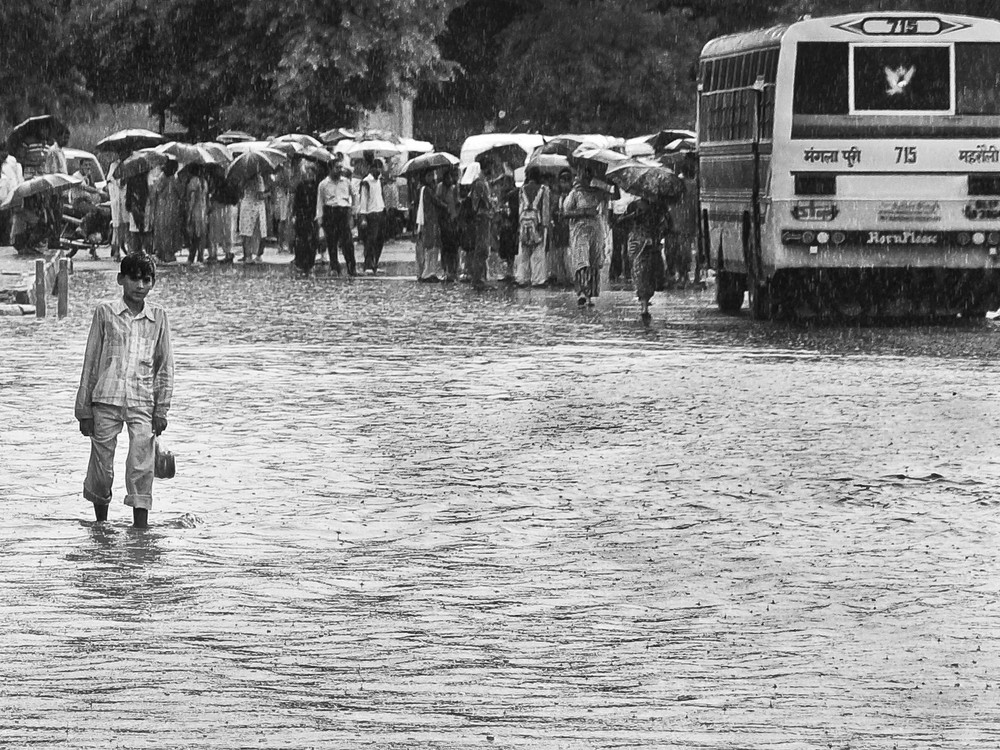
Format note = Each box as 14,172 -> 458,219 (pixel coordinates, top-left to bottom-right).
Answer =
884,65 -> 916,97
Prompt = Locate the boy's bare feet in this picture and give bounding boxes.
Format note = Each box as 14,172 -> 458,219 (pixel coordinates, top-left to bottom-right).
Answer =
132,508 -> 149,528
93,503 -> 109,522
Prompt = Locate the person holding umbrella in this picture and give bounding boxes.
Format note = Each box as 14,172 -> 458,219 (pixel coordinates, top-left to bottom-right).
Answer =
468,158 -> 497,290
148,160 -> 183,263
625,197 -> 670,324
184,164 -> 209,264
437,168 -> 460,282
562,166 -> 612,307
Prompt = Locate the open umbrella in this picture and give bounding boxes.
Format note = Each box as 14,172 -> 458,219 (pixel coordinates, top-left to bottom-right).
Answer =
96,129 -> 166,153
399,151 -> 459,176
604,159 -> 684,202
1,173 -> 82,210
399,137 -> 434,155
216,130 -> 255,144
226,148 -> 287,184
299,146 -> 334,165
228,140 -> 280,156
649,129 -> 697,153
116,149 -> 171,181
319,127 -> 359,146
6,115 -> 70,154
272,133 -> 323,149
525,153 -> 571,175
196,142 -> 233,165
474,142 -> 529,170
569,145 -> 629,177
155,141 -> 222,166
344,139 -> 403,158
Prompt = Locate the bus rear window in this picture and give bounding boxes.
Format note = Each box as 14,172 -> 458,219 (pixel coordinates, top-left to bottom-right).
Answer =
956,43 -> 1000,114
853,45 -> 951,112
793,43 -> 849,115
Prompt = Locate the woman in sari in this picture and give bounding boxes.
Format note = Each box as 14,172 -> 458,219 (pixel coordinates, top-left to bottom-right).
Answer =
148,160 -> 183,263
415,169 -> 445,281
238,174 -> 269,263
562,168 -> 611,306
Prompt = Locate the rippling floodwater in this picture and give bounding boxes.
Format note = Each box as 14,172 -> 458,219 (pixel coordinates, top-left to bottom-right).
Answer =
2,266 -> 1000,748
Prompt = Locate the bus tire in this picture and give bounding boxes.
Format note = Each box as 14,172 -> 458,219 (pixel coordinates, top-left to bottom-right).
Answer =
716,270 -> 744,313
748,280 -> 773,320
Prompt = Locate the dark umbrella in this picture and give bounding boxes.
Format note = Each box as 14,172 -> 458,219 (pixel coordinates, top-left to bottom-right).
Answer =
1,173 -> 82,210
7,115 -> 70,153
399,151 -> 459,176
474,143 -> 529,170
116,149 -> 171,181
604,159 -> 685,201
96,129 -> 166,153
226,148 -> 287,185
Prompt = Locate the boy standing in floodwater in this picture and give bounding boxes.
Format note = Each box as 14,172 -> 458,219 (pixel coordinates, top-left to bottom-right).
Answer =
75,254 -> 173,528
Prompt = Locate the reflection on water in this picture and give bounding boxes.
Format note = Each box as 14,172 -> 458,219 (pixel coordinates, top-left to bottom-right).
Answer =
1,267 -> 999,748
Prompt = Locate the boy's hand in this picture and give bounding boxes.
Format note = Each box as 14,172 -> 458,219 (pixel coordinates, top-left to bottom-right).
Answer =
79,418 -> 94,437
152,416 -> 167,436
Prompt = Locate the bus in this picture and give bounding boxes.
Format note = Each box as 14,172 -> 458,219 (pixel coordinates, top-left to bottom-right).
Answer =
697,12 -> 1000,319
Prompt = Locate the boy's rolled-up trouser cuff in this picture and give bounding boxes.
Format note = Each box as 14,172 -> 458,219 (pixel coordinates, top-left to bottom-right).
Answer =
84,486 -> 112,505
124,493 -> 153,511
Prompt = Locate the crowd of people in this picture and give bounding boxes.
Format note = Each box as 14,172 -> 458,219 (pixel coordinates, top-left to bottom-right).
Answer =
1,124 -> 702,320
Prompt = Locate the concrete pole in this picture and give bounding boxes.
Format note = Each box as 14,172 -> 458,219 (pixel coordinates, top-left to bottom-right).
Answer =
57,258 -> 69,319
34,259 -> 46,319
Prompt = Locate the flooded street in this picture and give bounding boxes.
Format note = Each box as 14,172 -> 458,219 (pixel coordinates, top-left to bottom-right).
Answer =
2,266 -> 1000,749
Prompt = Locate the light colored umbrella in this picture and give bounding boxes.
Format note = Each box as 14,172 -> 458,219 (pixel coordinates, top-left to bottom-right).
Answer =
299,146 -> 334,165
96,129 -> 166,153
226,148 -> 287,184
116,148 -> 171,181
197,142 -> 233,165
155,141 -> 221,166
227,140 -> 279,156
399,137 -> 434,154
344,139 -> 404,158
319,127 -> 359,145
272,133 -> 323,149
604,159 -> 684,201
399,151 -> 459,175
525,153 -> 571,174
216,130 -> 255,144
459,162 -> 481,186
570,145 -> 630,176
1,173 -> 82,210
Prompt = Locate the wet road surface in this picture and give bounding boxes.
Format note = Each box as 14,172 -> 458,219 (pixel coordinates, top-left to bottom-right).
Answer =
2,265 -> 1000,748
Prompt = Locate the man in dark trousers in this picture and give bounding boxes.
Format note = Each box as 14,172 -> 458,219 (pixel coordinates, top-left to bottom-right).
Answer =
358,159 -> 386,274
315,162 -> 357,275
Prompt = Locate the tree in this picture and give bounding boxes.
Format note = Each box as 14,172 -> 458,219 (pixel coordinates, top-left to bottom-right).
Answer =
0,0 -> 91,132
493,1 -> 711,134
71,0 -> 461,137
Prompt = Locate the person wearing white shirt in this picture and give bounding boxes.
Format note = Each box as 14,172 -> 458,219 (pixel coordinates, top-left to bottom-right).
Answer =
106,155 -> 129,261
0,147 -> 25,245
315,163 -> 357,276
358,159 -> 386,274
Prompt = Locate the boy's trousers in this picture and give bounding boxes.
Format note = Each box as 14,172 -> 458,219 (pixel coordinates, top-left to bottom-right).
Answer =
83,403 -> 155,510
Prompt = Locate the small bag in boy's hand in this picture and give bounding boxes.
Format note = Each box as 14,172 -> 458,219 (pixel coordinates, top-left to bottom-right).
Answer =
154,439 -> 176,480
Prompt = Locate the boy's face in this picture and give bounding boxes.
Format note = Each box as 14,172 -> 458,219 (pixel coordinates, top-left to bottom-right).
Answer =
118,272 -> 155,305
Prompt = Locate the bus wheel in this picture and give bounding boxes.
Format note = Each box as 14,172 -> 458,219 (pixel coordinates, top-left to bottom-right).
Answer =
716,270 -> 745,313
748,279 -> 774,320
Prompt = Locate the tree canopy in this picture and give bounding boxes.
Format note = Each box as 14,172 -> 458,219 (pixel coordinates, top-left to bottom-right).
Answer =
67,0 -> 459,137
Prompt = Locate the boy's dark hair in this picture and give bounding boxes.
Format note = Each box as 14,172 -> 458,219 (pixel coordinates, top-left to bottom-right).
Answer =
120,253 -> 157,280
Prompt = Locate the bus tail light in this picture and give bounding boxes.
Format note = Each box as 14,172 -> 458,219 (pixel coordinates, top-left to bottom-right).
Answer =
988,232 -> 1000,245
802,230 -> 816,244
968,175 -> 1000,195
832,231 -> 846,245
958,232 -> 972,245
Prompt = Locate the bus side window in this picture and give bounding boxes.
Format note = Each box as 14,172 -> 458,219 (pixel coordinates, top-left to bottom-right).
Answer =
764,49 -> 779,83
